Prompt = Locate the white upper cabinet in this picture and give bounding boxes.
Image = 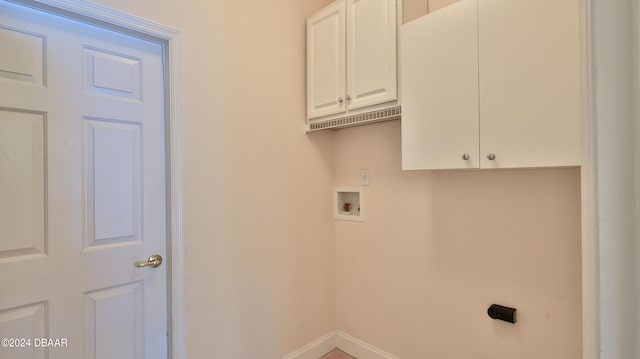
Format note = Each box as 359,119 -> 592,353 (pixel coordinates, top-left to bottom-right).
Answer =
307,0 -> 398,123
401,0 -> 581,170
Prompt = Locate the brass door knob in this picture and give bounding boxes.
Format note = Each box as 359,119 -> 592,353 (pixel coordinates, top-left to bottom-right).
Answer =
135,254 -> 163,268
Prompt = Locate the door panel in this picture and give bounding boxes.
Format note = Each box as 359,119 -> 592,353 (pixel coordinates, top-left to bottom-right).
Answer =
85,119 -> 142,248
85,282 -> 143,359
478,0 -> 581,168
83,46 -> 142,101
0,2 -> 167,358
0,25 -> 45,85
401,0 -> 479,170
306,1 -> 346,119
347,0 -> 397,110
0,109 -> 46,259
0,302 -> 47,359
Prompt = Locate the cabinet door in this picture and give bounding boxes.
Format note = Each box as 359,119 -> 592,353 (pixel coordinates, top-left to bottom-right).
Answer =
401,0 -> 479,170
307,1 -> 346,120
478,0 -> 581,168
346,0 -> 397,111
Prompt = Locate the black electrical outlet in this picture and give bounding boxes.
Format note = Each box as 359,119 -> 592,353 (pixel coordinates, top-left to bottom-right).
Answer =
487,304 -> 517,323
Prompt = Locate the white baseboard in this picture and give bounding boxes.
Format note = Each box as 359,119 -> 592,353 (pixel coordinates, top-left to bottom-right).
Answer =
283,330 -> 398,359
335,331 -> 399,359
283,331 -> 337,359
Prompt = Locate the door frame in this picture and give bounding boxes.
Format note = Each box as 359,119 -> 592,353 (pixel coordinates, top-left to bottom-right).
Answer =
6,1 -> 186,358
581,1 -> 640,359
579,0 -> 598,357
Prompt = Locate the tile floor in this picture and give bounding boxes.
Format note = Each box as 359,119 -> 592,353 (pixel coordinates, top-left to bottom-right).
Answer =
319,348 -> 356,359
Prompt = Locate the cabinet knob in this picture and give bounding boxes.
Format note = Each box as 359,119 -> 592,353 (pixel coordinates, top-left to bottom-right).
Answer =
337,97 -> 344,103
487,153 -> 496,161
462,153 -> 470,161
345,95 -> 351,101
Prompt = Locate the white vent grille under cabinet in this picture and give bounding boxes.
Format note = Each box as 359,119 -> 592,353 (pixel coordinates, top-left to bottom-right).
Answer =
306,106 -> 401,132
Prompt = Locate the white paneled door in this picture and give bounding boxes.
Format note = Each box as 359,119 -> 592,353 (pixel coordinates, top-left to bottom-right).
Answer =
0,2 -> 167,359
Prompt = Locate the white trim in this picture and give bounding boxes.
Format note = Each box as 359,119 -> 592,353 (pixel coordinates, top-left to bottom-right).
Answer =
283,331 -> 337,359
8,1 -> 186,358
335,331 -> 399,359
579,0 -> 599,358
283,331 -> 399,359
12,0 -> 177,39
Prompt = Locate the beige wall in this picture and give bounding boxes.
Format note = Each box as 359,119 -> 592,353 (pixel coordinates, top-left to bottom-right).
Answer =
334,120 -> 582,358
84,0 -> 336,357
